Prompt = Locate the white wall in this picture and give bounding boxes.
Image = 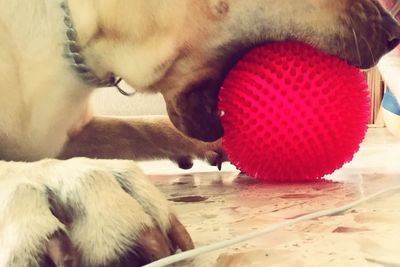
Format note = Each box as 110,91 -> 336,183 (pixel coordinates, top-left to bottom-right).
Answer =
91,82 -> 167,116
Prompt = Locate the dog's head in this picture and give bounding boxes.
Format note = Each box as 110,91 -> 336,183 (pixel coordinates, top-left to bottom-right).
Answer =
96,0 -> 400,142
155,0 -> 400,142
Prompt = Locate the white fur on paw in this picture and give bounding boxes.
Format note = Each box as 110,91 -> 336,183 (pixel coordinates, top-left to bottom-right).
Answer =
42,158 -> 173,266
0,174 -> 64,267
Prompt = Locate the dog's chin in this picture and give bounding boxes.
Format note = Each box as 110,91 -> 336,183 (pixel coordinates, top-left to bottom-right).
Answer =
182,119 -> 224,142
167,110 -> 223,142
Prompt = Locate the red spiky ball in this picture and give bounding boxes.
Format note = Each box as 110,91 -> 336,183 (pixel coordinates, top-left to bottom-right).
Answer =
218,42 -> 370,182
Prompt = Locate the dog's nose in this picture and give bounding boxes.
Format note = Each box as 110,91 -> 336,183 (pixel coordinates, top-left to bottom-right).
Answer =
383,12 -> 400,51
388,37 -> 400,50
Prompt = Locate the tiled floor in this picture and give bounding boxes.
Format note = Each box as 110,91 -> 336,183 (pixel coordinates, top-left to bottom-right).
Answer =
139,128 -> 400,267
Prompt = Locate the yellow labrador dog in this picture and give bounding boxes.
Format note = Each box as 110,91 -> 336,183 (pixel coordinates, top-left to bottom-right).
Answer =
0,0 -> 399,266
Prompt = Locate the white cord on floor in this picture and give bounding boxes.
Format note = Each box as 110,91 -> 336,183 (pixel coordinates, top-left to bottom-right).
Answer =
144,185 -> 400,267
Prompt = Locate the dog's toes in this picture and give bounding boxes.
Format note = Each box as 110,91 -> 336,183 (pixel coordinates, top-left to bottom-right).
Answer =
135,227 -> 172,263
101,226 -> 172,267
197,139 -> 228,170
46,231 -> 77,267
110,216 -> 194,267
175,157 -> 194,169
205,151 -> 224,170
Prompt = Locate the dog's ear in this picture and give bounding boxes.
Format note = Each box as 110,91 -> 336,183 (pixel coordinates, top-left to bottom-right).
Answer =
164,78 -> 223,142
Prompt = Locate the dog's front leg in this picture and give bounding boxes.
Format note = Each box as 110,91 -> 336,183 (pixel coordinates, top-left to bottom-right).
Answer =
60,116 -> 226,169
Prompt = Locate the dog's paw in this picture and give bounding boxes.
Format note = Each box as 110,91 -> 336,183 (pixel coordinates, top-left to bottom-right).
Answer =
0,159 -> 193,267
174,139 -> 227,170
0,170 -> 76,267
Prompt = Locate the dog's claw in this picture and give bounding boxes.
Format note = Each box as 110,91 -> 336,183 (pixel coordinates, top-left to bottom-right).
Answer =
204,149 -> 225,171
217,159 -> 222,171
